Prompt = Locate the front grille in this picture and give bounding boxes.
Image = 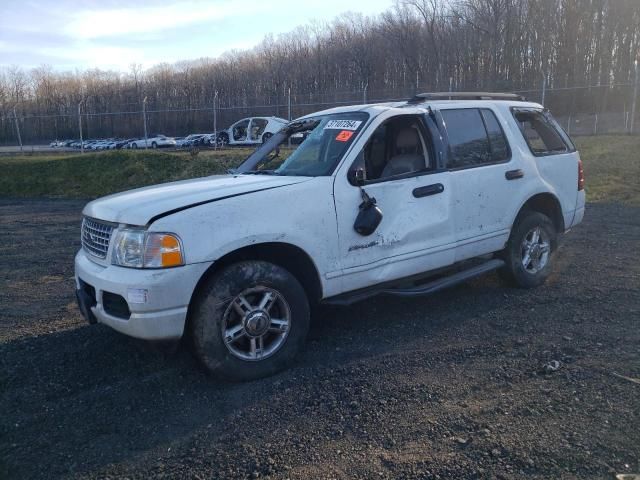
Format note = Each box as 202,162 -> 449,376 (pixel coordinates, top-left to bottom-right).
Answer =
81,217 -> 114,259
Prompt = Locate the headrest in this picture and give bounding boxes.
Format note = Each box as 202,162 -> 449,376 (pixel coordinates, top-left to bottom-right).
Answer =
396,128 -> 420,150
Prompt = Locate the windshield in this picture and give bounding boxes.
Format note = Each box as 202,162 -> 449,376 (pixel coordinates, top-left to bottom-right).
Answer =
236,112 -> 369,177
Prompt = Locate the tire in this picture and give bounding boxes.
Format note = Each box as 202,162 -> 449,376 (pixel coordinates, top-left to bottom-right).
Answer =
217,132 -> 229,147
262,132 -> 273,144
132,143 -> 138,149
189,261 -> 310,381
151,141 -> 157,149
499,211 -> 557,288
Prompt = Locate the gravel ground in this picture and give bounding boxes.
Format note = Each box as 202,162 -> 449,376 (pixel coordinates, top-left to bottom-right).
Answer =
1,198 -> 638,480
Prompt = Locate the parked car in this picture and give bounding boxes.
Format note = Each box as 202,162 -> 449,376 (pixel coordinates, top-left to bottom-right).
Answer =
75,93 -> 585,381
176,134 -> 207,147
127,134 -> 176,149
216,116 -> 288,146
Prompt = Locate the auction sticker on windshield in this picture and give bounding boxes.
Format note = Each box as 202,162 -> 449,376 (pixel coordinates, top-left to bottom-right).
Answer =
335,130 -> 354,142
324,120 -> 363,130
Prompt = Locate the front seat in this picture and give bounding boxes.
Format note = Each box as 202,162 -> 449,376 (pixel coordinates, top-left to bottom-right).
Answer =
381,127 -> 426,178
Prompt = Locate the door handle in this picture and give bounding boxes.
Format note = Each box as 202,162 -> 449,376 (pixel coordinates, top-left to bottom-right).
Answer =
413,183 -> 444,198
505,169 -> 524,180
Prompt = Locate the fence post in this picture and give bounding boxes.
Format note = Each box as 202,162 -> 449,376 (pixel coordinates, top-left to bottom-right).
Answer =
567,114 -> 572,135
363,83 -> 368,105
78,102 -> 84,154
213,90 -> 218,150
142,96 -> 148,149
12,107 -> 23,152
449,76 -> 453,92
631,60 -> 638,134
288,86 -> 291,121
594,113 -> 598,135
541,73 -> 546,107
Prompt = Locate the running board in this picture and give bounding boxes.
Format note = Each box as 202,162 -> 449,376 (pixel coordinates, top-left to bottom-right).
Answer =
381,259 -> 505,297
324,258 -> 505,306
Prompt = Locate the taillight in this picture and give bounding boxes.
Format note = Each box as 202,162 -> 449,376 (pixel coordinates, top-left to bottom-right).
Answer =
578,159 -> 585,191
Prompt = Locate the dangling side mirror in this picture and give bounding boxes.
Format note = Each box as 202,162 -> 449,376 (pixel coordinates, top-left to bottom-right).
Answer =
352,169 -> 382,236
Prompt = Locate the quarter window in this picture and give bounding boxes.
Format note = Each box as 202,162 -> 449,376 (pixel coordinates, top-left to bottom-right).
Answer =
442,108 -> 509,169
512,109 -> 569,155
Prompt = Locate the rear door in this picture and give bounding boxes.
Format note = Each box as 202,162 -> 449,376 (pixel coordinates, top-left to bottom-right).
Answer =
438,107 -> 521,261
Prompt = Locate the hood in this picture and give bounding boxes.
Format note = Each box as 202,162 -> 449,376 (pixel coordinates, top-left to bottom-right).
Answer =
83,174 -> 311,226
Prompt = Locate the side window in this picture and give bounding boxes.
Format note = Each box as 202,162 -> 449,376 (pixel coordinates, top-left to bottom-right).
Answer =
480,109 -> 510,162
512,109 -> 569,155
351,115 -> 434,183
441,109 -> 491,168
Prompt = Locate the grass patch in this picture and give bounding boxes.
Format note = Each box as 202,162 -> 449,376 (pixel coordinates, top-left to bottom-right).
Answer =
574,135 -> 640,206
0,136 -> 637,204
0,149 -> 253,198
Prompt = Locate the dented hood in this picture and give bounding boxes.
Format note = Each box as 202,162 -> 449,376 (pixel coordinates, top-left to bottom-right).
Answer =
83,174 -> 311,226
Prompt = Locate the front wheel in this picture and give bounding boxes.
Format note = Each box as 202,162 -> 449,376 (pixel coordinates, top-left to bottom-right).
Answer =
189,261 -> 310,381
151,141 -> 157,148
499,211 -> 557,288
262,132 -> 273,144
217,132 -> 229,147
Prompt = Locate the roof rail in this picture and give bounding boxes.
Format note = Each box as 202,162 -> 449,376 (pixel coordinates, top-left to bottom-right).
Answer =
407,92 -> 526,104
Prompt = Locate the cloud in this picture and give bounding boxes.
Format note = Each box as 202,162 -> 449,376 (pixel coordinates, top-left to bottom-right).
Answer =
64,1 -> 267,40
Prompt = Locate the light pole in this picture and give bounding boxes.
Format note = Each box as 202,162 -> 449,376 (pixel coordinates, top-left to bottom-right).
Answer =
213,90 -> 218,150
142,96 -> 149,149
12,107 -> 23,152
78,101 -> 84,154
541,72 -> 547,107
631,59 -> 638,135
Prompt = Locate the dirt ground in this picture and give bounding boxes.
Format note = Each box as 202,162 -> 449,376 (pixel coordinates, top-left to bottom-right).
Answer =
1,198 -> 638,479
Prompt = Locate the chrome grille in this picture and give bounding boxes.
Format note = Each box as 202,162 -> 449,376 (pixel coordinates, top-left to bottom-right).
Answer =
81,218 -> 114,259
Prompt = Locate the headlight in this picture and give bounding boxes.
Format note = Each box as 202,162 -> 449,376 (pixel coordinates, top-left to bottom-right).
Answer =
112,229 -> 184,268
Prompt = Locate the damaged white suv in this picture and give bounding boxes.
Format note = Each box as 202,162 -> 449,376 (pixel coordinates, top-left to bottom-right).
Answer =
75,92 -> 585,381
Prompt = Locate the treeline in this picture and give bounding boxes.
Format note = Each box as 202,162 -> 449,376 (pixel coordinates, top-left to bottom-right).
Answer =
1,0 -> 639,143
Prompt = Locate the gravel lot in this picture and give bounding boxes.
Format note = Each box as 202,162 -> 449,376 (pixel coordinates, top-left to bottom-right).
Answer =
1,198 -> 638,479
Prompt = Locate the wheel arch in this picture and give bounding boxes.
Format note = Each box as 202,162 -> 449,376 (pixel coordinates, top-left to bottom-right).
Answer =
186,242 -> 323,327
515,192 -> 564,233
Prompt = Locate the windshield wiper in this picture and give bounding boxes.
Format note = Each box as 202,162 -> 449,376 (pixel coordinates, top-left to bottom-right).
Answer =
243,170 -> 280,175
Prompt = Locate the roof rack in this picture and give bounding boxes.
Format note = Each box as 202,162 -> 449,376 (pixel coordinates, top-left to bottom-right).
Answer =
407,92 -> 525,104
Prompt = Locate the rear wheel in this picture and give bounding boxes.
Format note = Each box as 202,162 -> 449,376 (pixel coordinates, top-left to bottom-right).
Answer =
189,261 -> 310,381
131,143 -> 138,149
499,211 -> 557,288
151,141 -> 157,148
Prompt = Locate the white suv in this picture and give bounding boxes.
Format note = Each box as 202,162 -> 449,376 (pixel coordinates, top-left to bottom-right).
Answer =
75,93 -> 585,381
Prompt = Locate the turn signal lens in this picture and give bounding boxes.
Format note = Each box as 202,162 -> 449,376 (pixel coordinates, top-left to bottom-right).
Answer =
144,233 -> 184,268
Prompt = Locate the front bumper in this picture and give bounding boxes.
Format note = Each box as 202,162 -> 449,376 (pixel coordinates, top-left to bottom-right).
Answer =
75,250 -> 212,340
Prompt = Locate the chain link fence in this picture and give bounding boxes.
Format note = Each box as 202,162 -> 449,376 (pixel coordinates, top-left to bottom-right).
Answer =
1,81 -> 638,148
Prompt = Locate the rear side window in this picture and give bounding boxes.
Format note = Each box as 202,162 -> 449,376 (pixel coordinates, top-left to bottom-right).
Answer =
481,109 -> 510,161
512,109 -> 570,156
441,108 -> 510,169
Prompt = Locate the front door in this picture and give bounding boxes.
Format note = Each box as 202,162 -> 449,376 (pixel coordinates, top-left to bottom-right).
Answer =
231,118 -> 250,144
333,113 -> 455,293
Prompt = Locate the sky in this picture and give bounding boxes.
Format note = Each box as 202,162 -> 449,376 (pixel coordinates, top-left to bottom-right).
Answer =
0,0 -> 393,72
